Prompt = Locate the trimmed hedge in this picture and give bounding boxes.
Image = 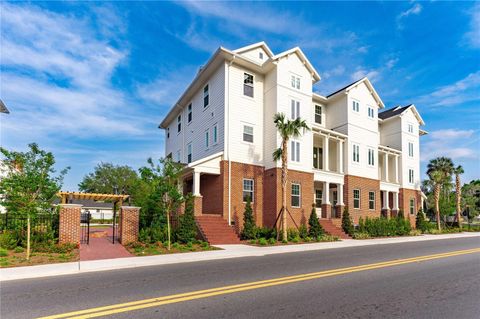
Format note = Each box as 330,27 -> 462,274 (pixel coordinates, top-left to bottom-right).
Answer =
357,216 -> 411,237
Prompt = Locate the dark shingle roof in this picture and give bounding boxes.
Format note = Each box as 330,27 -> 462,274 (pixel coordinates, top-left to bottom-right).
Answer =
326,78 -> 363,98
378,105 -> 412,120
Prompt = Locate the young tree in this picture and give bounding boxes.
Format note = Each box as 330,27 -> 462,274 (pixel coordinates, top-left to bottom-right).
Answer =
79,162 -> 139,197
415,209 -> 426,231
308,204 -> 323,238
341,208 -> 354,235
453,165 -> 464,228
427,157 -> 454,230
0,144 -> 68,259
175,194 -> 197,244
241,196 -> 256,240
272,113 -> 309,241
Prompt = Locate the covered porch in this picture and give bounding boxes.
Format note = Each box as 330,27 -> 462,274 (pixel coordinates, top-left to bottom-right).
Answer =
313,171 -> 344,220
380,182 -> 400,218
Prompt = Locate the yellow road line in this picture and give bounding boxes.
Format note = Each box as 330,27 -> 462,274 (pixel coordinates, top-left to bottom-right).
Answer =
39,248 -> 480,319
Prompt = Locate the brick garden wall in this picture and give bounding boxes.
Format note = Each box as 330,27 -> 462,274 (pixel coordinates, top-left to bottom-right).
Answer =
119,206 -> 140,245
399,188 -> 422,227
344,175 -> 381,224
59,204 -> 81,245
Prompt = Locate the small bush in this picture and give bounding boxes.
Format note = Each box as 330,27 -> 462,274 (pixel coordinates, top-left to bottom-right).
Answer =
0,231 -> 21,250
249,239 -> 256,245
268,237 -> 276,245
258,238 -> 268,246
175,195 -> 198,244
308,205 -> 324,238
0,248 -> 8,257
304,236 -> 312,242
298,225 -> 308,240
14,246 -> 24,253
287,228 -> 299,241
291,236 -> 299,243
139,225 -> 167,244
282,239 -> 288,244
318,234 -> 339,242
255,227 -> 276,239
409,230 -> 422,236
353,232 -> 371,240
342,208 -> 354,235
241,196 -> 256,240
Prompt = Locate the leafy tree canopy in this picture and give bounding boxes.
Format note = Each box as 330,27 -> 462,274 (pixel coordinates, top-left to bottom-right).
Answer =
78,162 -> 139,196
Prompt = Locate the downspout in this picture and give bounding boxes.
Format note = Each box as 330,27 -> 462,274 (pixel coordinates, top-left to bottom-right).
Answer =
227,56 -> 235,225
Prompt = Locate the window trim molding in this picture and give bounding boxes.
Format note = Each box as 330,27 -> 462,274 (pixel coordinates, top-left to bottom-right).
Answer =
353,188 -> 361,209
291,183 -> 301,208
242,124 -> 254,144
203,83 -> 210,109
212,124 -> 218,145
187,103 -> 193,124
243,72 -> 254,98
242,178 -> 254,203
368,190 -> 375,210
352,143 -> 360,164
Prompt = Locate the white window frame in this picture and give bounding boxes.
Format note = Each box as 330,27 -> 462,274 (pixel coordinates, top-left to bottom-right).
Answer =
205,129 -> 210,149
368,191 -> 375,210
353,189 -> 361,209
213,124 -> 218,145
291,75 -> 301,89
187,103 -> 192,124
243,125 -> 254,143
368,148 -> 375,166
353,144 -> 360,163
187,143 -> 192,164
290,99 -> 300,119
243,73 -> 254,98
290,140 -> 300,162
242,178 -> 254,202
368,106 -> 375,118
408,142 -> 414,157
203,84 -> 209,108
409,169 -> 414,184
410,198 -> 415,215
167,127 -> 170,139
291,183 -> 301,208
259,52 -> 263,60
177,114 -> 182,133
408,123 -> 414,133
352,100 -> 360,113
314,105 -> 322,124
315,189 -> 323,208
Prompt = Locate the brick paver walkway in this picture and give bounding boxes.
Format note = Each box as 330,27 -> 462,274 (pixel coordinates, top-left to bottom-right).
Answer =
80,227 -> 133,261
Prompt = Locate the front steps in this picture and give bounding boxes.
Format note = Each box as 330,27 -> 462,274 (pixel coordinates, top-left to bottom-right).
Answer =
319,219 -> 351,239
196,215 -> 241,245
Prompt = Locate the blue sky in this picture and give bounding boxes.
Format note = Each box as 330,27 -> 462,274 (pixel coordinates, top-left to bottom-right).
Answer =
1,1 -> 479,191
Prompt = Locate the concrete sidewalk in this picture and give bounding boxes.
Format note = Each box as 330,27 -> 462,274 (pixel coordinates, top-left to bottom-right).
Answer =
1,232 -> 479,282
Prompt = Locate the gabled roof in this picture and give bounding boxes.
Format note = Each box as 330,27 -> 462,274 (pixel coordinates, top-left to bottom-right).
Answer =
378,104 -> 425,126
326,77 -> 385,108
0,99 -> 9,114
270,47 -> 321,82
233,41 -> 274,58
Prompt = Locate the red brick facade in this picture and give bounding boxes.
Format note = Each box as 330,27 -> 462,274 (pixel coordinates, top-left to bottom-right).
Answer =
344,175 -> 381,224
399,188 -> 422,227
59,204 -> 81,245
119,206 -> 140,245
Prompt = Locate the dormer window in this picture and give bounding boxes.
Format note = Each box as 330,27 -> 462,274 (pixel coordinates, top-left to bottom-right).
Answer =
259,52 -> 263,60
243,73 -> 254,97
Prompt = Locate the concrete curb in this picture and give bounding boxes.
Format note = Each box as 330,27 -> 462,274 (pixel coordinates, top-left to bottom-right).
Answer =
1,232 -> 479,282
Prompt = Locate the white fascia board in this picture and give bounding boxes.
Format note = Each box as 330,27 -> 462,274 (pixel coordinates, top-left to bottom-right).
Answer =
271,47 -> 321,82
233,41 -> 274,57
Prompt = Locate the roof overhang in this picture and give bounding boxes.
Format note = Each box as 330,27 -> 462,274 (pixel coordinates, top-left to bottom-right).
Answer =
270,47 -> 321,82
327,77 -> 385,108
233,41 -> 274,58
57,192 -> 129,203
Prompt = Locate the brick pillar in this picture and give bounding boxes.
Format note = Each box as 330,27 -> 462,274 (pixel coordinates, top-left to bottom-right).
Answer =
119,206 -> 140,245
193,196 -> 203,216
336,205 -> 345,219
59,204 -> 82,245
321,204 -> 331,219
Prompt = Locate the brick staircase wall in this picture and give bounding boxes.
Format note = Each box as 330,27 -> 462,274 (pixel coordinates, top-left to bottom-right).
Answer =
196,215 -> 241,245
319,219 -> 351,239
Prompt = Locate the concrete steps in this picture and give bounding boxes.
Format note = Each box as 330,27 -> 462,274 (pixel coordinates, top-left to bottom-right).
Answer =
319,219 -> 351,239
196,215 -> 241,245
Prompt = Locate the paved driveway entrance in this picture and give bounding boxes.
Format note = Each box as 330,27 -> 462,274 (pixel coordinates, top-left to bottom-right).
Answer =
80,227 -> 132,261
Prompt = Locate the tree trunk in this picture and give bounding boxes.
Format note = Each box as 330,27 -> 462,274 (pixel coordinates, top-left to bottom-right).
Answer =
167,204 -> 171,251
456,175 -> 462,229
26,216 -> 31,260
434,184 -> 441,231
282,139 -> 288,242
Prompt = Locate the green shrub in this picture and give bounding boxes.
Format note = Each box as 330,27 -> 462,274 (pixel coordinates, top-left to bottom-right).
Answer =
291,236 -> 299,243
258,238 -> 268,246
201,241 -> 209,249
318,234 -> 339,242
287,228 -> 299,241
268,237 -> 276,245
175,195 -> 198,244
282,239 -> 288,244
255,227 -> 276,239
342,208 -> 354,235
353,232 -> 371,239
308,205 -> 324,238
395,216 -> 412,236
249,239 -> 256,245
0,248 -> 8,257
298,224 -> 308,239
356,216 -> 412,237
0,231 -> 21,250
409,230 -> 422,236
241,196 -> 256,240
397,210 -> 405,219
139,225 -> 167,244
304,236 -> 312,242
14,246 -> 24,253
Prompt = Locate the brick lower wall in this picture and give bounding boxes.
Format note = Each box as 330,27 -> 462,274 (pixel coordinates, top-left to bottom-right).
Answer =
120,206 -> 140,245
201,174 -> 223,214
399,188 -> 422,227
59,204 -> 81,245
344,175 -> 381,224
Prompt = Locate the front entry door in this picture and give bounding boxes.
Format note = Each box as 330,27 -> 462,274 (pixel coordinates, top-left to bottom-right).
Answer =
315,189 -> 324,218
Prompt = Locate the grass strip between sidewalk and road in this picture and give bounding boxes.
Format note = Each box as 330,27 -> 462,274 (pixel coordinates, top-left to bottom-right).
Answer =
38,247 -> 480,319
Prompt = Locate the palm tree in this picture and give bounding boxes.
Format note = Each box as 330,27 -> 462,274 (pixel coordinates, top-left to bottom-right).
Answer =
272,113 -> 309,241
426,157 -> 454,230
453,165 -> 464,228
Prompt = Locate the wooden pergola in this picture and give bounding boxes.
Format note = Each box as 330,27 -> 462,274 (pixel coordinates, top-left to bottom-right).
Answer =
57,191 -> 129,206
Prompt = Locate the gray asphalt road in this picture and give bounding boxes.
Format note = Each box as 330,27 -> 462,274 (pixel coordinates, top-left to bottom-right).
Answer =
1,237 -> 479,319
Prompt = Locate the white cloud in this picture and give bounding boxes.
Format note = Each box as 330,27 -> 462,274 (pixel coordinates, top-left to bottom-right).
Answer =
416,71 -> 480,107
386,58 -> 399,69
421,129 -> 479,161
464,3 -> 480,49
322,65 -> 346,79
351,68 -> 380,82
429,129 -> 474,140
397,3 -> 422,29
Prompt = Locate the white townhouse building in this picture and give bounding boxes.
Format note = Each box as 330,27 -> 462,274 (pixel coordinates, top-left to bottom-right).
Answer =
159,42 -> 427,239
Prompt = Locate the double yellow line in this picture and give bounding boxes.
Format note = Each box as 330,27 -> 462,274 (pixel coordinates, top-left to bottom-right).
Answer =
39,248 -> 480,319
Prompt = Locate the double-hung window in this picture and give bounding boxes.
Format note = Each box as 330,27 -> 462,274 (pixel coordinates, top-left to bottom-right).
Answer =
291,99 -> 300,119
291,141 -> 300,162
408,142 -> 414,157
176,150 -> 181,163
368,148 -> 375,166
177,115 -> 182,133
353,189 -> 360,209
368,106 -> 375,118
315,105 -> 322,124
409,169 -> 414,184
213,125 -> 218,144
205,129 -> 210,149
353,144 -> 360,163
243,73 -> 254,97
368,191 -> 375,210
410,198 -> 415,214
187,103 -> 192,123
352,100 -> 360,112
203,85 -> 209,108
243,179 -> 254,202
291,183 -> 301,207
243,125 -> 254,143
315,189 -> 323,208
167,128 -> 170,139
291,75 -> 300,89
408,124 -> 414,133
187,143 -> 192,164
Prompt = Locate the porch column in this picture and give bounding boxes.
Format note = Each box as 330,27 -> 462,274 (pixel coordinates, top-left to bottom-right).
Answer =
383,153 -> 389,182
382,190 -> 391,218
337,183 -> 345,219
337,140 -> 344,174
394,155 -> 399,183
393,192 -> 399,211
321,182 -> 331,219
192,170 -> 203,216
323,136 -> 329,171
193,171 -> 201,196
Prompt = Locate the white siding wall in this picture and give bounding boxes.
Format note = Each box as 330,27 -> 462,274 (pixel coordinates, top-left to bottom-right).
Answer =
164,64 -> 225,163
325,95 -> 348,134
400,110 -> 421,189
238,47 -> 269,65
263,67 -> 278,169
379,117 -> 402,149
